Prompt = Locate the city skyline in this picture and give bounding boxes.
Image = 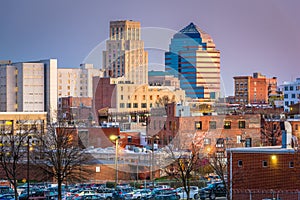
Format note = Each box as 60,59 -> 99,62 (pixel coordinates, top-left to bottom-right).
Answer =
1,0 -> 300,96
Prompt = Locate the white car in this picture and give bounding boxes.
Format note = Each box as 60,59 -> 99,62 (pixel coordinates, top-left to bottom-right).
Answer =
176,186 -> 199,199
76,190 -> 98,196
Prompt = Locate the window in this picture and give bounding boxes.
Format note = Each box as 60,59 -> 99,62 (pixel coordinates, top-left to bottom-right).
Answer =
292,94 -> 296,98
150,95 -> 153,100
141,103 -> 147,108
127,103 -> 131,108
296,124 -> 298,131
245,138 -> 252,147
216,138 -> 224,148
290,86 -> 294,91
284,86 -> 288,91
127,136 -> 132,143
195,121 -> 202,130
262,160 -> 268,167
238,121 -> 246,129
238,160 -> 243,167
224,121 -> 231,129
209,121 -> 217,129
120,103 -> 125,108
204,138 -> 211,145
216,138 -> 224,147
133,103 -> 138,108
120,95 -> 123,100
289,161 -> 294,168
284,94 -> 288,98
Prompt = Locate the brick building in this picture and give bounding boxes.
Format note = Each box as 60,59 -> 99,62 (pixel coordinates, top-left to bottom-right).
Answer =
227,147 -> 300,199
147,103 -> 261,153
58,96 -> 93,126
234,72 -> 278,105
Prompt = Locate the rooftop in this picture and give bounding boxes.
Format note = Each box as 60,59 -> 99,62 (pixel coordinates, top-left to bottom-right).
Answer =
227,146 -> 296,154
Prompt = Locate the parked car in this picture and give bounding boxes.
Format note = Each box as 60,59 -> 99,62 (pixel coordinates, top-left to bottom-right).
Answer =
154,194 -> 179,200
176,186 -> 199,199
97,188 -> 113,200
73,194 -> 105,200
130,189 -> 152,199
76,190 -> 98,196
199,182 -> 226,200
0,194 -> 15,200
112,187 -> 134,200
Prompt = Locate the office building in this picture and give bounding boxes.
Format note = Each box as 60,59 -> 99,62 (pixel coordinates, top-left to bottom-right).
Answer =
0,59 -> 57,120
102,20 -> 148,85
57,63 -> 103,98
283,78 -> 300,112
165,22 -> 220,100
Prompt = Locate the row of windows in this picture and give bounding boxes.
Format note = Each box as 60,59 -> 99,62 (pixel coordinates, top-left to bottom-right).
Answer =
238,160 -> 294,168
284,85 -> 300,91
195,120 -> 246,130
284,93 -> 300,99
120,103 -> 151,109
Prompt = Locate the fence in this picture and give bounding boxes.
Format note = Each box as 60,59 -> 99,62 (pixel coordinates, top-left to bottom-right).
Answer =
232,189 -> 300,200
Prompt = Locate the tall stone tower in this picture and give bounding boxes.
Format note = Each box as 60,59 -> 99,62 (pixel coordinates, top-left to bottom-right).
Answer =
103,20 -> 148,85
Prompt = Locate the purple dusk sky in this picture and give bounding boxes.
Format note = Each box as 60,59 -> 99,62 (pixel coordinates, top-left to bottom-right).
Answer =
0,0 -> 299,96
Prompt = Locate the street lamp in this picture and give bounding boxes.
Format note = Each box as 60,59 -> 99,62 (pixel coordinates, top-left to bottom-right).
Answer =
27,135 -> 32,198
149,135 -> 159,187
110,135 -> 120,188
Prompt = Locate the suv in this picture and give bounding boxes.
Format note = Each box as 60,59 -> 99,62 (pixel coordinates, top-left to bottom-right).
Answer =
199,182 -> 226,200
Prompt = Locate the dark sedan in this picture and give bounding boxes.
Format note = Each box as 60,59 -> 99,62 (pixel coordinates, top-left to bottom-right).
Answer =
199,182 -> 226,200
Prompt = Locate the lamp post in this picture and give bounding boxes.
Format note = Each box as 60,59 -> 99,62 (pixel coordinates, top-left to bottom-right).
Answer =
149,135 -> 159,187
110,135 -> 120,188
27,135 -> 32,198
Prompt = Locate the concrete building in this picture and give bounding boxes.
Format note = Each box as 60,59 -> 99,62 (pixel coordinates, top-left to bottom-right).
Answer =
103,20 -> 148,85
148,70 -> 180,88
57,63 -> 103,98
234,72 -> 278,105
282,78 -> 300,112
93,77 -> 185,124
0,59 -> 57,120
165,22 -> 220,101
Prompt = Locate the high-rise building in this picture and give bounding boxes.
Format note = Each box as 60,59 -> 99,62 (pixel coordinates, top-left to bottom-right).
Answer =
0,59 -> 57,120
103,20 -> 148,85
165,22 -> 220,100
282,78 -> 300,112
57,63 -> 103,98
234,72 -> 278,105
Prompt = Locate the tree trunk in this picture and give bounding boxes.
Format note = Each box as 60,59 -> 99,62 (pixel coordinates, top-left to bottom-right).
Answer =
58,179 -> 62,200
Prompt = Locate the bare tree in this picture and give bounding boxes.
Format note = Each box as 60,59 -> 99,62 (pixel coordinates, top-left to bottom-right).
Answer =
207,150 -> 229,200
33,120 -> 92,200
0,119 -> 40,200
163,133 -> 202,200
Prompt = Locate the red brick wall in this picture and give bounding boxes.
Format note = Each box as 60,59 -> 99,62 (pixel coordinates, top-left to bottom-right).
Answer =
228,151 -> 300,199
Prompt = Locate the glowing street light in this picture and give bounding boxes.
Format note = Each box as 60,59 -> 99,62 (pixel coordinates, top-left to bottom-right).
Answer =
110,135 -> 120,187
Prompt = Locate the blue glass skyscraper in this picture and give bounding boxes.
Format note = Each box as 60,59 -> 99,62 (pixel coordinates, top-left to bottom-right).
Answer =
165,23 -> 220,100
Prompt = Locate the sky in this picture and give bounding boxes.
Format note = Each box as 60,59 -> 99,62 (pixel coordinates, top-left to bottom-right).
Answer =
0,0 -> 300,96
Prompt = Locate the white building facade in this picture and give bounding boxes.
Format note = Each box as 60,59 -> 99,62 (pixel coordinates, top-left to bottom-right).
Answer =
283,78 -> 300,112
0,59 -> 58,120
57,63 -> 103,98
